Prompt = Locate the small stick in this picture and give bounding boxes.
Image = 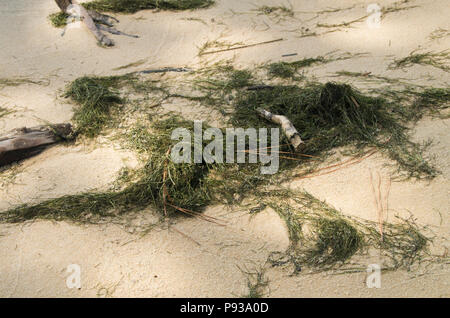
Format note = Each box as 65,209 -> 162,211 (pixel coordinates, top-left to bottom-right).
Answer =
200,38 -> 283,56
256,108 -> 304,151
282,53 -> 298,57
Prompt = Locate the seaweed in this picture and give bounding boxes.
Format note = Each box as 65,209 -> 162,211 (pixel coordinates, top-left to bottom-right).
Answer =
262,189 -> 430,271
390,50 -> 450,72
231,82 -> 437,179
0,117 -> 212,223
83,0 -> 215,13
48,12 -> 69,28
64,76 -> 124,137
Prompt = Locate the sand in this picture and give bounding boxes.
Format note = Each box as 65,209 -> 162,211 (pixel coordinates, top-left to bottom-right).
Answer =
0,0 -> 449,297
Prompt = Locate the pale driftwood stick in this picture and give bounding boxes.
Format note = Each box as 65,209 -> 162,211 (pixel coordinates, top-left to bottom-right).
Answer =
56,0 -> 114,46
256,108 -> 305,151
0,124 -> 73,167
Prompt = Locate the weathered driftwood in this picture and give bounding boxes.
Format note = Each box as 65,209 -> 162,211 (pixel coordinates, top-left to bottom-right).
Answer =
56,0 -> 123,46
0,124 -> 73,167
256,108 -> 305,151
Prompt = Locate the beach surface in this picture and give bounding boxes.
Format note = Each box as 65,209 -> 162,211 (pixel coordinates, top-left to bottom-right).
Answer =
0,0 -> 449,297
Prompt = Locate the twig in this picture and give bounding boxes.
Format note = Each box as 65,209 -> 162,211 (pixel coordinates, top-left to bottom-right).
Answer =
282,53 -> 298,57
200,38 -> 284,55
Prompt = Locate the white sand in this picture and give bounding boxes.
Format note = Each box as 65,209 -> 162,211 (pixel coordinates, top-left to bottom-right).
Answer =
0,0 -> 449,297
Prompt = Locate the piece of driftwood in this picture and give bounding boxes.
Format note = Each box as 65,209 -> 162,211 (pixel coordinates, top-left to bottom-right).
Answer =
0,124 -> 73,167
256,108 -> 305,151
138,67 -> 192,74
282,53 -> 298,57
199,38 -> 284,56
56,0 -> 131,46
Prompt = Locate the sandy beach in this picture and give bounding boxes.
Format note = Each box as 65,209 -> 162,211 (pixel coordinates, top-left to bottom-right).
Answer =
0,0 -> 449,297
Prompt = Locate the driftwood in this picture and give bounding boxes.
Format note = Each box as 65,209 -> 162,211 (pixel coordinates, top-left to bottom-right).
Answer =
138,67 -> 192,74
256,108 -> 305,151
0,124 -> 74,167
199,38 -> 284,56
55,0 -> 137,46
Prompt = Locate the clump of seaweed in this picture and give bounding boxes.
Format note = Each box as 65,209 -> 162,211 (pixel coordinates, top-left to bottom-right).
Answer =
267,57 -> 326,78
0,117 -> 212,223
304,218 -> 363,267
263,191 -> 364,269
240,266 -> 269,298
412,87 -> 450,117
366,216 -> 430,269
267,62 -> 297,79
390,50 -> 450,72
63,72 -> 165,134
231,81 -> 437,179
64,76 -> 124,137
262,189 -> 430,271
83,0 -> 215,13
227,69 -> 254,89
48,12 -> 69,28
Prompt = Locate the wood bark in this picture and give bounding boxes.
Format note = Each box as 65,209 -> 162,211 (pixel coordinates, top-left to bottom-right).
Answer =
0,124 -> 73,167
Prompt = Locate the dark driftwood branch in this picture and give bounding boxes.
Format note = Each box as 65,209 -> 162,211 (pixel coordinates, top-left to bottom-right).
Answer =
55,0 -> 117,46
256,108 -> 305,151
0,124 -> 73,167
